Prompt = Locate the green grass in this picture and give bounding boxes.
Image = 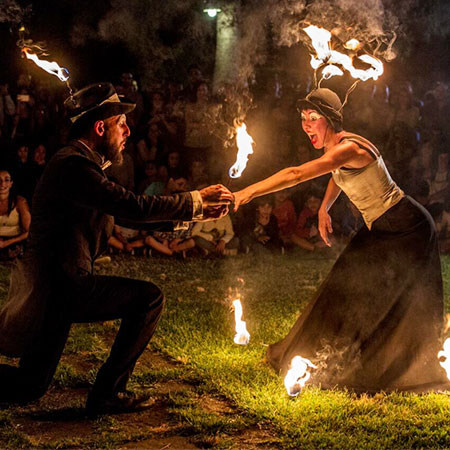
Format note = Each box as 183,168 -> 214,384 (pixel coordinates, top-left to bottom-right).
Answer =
1,254 -> 450,449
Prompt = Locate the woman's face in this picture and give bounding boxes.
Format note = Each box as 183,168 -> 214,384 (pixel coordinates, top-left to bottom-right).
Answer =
257,203 -> 273,216
168,152 -> 180,168
0,171 -> 13,195
34,145 -> 46,165
196,83 -> 209,102
17,145 -> 28,163
301,109 -> 330,149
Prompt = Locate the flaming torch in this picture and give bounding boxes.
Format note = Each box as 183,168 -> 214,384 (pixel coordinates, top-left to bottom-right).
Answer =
228,122 -> 254,179
17,26 -> 74,101
284,355 -> 317,396
303,24 -> 384,101
232,299 -> 250,345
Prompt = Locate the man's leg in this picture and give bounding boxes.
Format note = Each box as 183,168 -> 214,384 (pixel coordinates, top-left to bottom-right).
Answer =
0,303 -> 71,404
69,275 -> 165,402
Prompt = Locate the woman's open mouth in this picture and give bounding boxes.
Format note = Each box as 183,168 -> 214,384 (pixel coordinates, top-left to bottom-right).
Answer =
309,134 -> 318,146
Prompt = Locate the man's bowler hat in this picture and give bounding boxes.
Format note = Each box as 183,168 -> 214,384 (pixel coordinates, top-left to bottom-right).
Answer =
65,82 -> 135,125
297,88 -> 343,132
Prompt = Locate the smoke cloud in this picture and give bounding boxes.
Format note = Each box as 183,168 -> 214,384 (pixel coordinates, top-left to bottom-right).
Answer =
0,0 -> 30,24
70,0 -> 214,89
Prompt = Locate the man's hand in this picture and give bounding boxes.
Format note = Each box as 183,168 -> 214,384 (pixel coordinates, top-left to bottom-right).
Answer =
201,205 -> 229,221
199,185 -> 233,207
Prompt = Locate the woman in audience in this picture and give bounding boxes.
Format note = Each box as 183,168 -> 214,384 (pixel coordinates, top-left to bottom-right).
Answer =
0,169 -> 31,259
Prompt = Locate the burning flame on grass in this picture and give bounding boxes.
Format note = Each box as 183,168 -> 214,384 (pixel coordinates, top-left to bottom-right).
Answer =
284,355 -> 317,396
304,25 -> 383,82
232,299 -> 250,345
229,123 -> 254,179
438,314 -> 450,380
22,47 -> 69,82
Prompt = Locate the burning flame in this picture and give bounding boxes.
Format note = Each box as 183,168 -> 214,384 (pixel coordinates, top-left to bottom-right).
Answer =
438,338 -> 450,380
304,25 -> 383,82
232,299 -> 250,345
22,48 -> 69,82
284,355 -> 317,396
229,123 -> 254,179
344,38 -> 360,51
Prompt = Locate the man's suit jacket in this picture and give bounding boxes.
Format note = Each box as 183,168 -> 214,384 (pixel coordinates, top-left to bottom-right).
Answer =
0,140 -> 197,357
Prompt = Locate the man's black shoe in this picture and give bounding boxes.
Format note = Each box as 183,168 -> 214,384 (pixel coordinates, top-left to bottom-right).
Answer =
86,390 -> 153,417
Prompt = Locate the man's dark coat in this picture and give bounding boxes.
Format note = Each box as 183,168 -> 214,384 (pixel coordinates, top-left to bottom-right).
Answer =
0,140 -> 195,356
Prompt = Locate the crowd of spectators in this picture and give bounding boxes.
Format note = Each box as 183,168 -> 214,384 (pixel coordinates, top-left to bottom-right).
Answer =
0,65 -> 449,260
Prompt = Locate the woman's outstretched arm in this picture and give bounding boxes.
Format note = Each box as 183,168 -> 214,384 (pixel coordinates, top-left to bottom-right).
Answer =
233,141 -> 358,211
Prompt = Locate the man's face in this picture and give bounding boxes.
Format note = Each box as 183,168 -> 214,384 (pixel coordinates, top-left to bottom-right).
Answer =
101,114 -> 130,165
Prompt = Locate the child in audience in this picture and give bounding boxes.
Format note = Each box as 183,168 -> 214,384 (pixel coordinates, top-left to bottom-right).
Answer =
273,190 -> 297,246
192,215 -> 239,256
240,196 -> 282,255
291,190 -> 327,252
108,224 -> 146,254
138,161 -> 165,195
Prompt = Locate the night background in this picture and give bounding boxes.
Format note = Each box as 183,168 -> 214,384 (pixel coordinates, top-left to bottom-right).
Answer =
1,0 -> 450,92
1,1 -> 450,448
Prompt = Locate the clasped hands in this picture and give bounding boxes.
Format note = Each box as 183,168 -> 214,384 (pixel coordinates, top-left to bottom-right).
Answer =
198,185 -> 234,221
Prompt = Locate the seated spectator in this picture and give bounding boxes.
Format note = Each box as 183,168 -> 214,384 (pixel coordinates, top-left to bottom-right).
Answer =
144,175 -> 195,256
138,161 -> 165,195
192,215 -> 239,257
290,190 -> 327,252
164,150 -> 184,181
273,190 -> 297,245
27,143 -> 47,205
0,169 -> 31,259
187,159 -> 209,190
10,142 -> 33,200
135,123 -> 166,182
437,192 -> 450,254
428,152 -> 449,207
240,196 -> 282,255
108,224 -> 146,255
183,81 -> 221,169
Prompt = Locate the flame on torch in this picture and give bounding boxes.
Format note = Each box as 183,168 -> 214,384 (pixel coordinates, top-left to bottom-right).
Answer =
284,355 -> 317,396
22,48 -> 69,82
304,25 -> 383,82
232,299 -> 250,345
229,123 -> 254,179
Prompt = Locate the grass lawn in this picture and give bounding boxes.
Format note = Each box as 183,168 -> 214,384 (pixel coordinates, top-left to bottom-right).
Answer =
0,253 -> 450,449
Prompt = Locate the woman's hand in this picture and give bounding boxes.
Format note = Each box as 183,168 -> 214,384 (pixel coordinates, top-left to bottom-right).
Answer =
199,185 -> 233,207
233,188 -> 253,212
318,208 -> 333,247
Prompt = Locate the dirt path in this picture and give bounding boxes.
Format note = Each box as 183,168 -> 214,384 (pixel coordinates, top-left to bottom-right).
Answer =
4,348 -> 277,449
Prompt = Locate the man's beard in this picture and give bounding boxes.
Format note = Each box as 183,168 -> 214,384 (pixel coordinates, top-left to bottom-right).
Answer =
100,139 -> 124,166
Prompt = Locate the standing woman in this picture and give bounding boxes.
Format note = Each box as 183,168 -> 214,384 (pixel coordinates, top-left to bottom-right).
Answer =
233,88 -> 449,393
0,169 -> 31,259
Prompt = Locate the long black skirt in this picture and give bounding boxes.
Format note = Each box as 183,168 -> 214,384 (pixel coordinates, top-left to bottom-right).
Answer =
267,196 -> 450,393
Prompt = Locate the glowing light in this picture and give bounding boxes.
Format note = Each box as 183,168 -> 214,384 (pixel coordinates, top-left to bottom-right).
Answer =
344,38 -> 360,50
303,25 -> 383,82
284,355 -> 317,396
22,48 -> 69,82
203,8 -> 221,17
438,338 -> 450,380
232,299 -> 250,345
229,123 -> 254,179
322,65 -> 344,79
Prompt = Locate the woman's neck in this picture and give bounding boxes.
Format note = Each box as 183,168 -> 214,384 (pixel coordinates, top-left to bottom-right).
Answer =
324,129 -> 343,152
